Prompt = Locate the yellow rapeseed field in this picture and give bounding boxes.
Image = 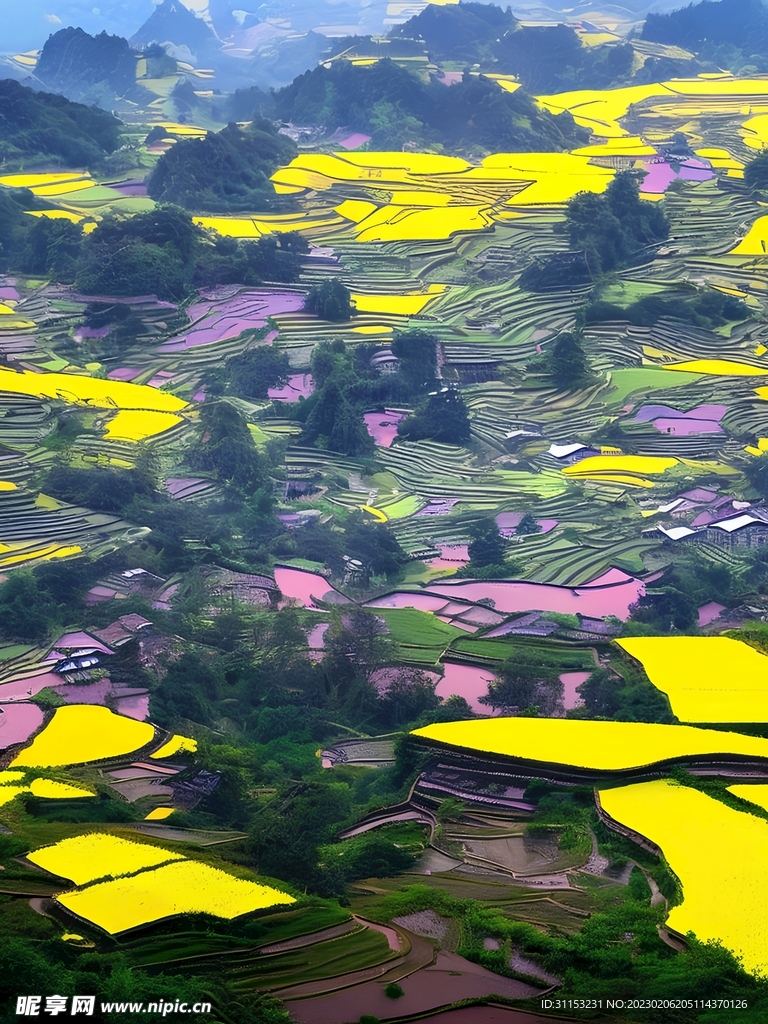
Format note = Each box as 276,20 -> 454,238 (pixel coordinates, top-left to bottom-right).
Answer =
28,779 -> 94,799
12,705 -> 155,768
144,807 -> 174,820
617,636 -> 768,721
351,285 -> 446,315
0,786 -> 27,807
563,455 -> 678,480
411,717 -> 768,770
731,216 -> 768,255
0,368 -> 187,413
27,833 -> 184,885
150,734 -> 197,759
57,860 -> 295,933
104,409 -> 184,442
663,359 -> 767,375
599,780 -> 768,975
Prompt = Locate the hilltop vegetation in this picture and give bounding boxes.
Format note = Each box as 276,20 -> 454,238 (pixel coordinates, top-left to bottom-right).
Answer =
643,0 -> 768,71
147,119 -> 297,213
391,1 -> 635,92
0,195 -> 305,297
0,79 -> 122,168
271,58 -> 587,153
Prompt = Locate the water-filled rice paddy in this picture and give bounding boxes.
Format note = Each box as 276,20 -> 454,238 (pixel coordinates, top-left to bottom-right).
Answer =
599,780 -> 768,975
412,718 -> 768,771
617,636 -> 768,722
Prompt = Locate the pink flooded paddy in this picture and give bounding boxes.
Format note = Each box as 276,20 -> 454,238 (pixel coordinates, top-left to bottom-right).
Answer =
269,374 -> 315,402
107,367 -> 142,381
364,409 -> 406,447
634,403 -> 726,435
496,513 -> 558,537
115,694 -> 150,720
560,671 -> 590,711
640,158 -> 713,193
275,566 -> 349,609
337,132 -> 372,150
428,543 -> 470,570
698,601 -> 726,627
0,672 -> 63,702
0,702 -> 44,748
436,662 -> 496,713
371,569 -> 644,620
158,288 -> 304,351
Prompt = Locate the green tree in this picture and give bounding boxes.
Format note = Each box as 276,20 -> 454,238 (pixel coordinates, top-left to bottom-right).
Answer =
550,332 -> 593,389
147,119 -> 296,212
189,401 -> 267,493
390,329 -> 438,394
228,346 -> 291,399
398,387 -> 471,445
467,517 -> 505,568
565,171 -> 669,274
305,279 -> 353,322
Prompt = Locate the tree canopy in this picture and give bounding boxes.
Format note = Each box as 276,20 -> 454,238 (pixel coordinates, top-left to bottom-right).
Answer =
0,79 -> 122,168
147,120 -> 297,213
565,171 -> 670,275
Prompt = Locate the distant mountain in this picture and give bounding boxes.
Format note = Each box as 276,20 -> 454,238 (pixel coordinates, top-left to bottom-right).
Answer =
0,78 -> 122,167
643,0 -> 768,68
34,27 -> 139,108
130,0 -> 217,58
392,1 -> 635,93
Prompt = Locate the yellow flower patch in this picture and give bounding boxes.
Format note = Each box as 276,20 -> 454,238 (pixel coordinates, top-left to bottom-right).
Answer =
12,705 -> 155,768
411,717 -> 768,771
599,780 -> 768,975
618,636 -> 768,722
57,860 -> 295,933
27,833 -> 183,885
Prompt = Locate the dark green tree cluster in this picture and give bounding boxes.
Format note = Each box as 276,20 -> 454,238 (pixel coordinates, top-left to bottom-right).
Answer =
745,148 -> 768,191
296,340 -> 376,455
147,120 -> 297,213
272,58 -> 587,153
224,346 -> 292,400
189,401 -> 268,493
304,279 -> 353,322
526,331 -> 594,390
565,171 -> 670,275
397,387 -> 472,445
391,2 -> 636,92
585,287 -> 750,328
480,651 -> 563,715
0,79 -> 122,168
72,206 -> 306,300
572,665 -> 675,722
629,550 -> 736,633
390,330 -> 438,393
643,0 -> 768,72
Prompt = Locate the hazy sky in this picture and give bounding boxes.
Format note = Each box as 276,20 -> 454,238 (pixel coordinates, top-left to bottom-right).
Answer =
1,0 -> 159,52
